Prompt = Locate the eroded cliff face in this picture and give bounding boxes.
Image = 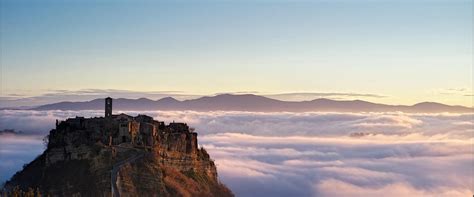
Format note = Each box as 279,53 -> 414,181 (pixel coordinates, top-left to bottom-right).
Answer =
115,147 -> 232,197
2,119 -> 233,197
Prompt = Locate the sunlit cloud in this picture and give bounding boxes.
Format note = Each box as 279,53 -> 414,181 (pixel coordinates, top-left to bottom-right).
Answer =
433,87 -> 473,96
200,133 -> 473,197
264,92 -> 387,101
0,110 -> 472,196
314,179 -> 472,197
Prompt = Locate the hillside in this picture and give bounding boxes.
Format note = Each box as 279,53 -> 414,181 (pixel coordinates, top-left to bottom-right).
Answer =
33,94 -> 473,113
1,112 -> 233,196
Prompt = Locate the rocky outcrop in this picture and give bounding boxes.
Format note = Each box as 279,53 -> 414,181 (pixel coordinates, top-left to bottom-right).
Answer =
2,115 -> 233,197
115,150 -> 232,197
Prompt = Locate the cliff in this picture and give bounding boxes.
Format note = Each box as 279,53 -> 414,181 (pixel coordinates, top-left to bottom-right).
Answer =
1,114 -> 233,197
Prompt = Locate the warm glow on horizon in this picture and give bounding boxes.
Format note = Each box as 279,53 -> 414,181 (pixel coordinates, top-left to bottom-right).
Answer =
0,0 -> 472,107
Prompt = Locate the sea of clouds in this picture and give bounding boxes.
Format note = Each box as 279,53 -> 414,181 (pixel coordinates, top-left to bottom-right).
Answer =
0,110 -> 473,196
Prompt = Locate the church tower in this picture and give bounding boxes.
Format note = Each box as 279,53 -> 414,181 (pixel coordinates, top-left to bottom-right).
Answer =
105,97 -> 112,118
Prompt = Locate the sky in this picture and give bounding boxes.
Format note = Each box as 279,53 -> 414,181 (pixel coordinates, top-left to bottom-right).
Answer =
0,0 -> 472,106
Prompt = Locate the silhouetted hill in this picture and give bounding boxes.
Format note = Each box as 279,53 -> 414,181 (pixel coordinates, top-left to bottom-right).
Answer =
33,94 -> 473,113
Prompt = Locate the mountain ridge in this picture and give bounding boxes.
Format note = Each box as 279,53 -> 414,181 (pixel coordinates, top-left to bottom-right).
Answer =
29,94 -> 473,113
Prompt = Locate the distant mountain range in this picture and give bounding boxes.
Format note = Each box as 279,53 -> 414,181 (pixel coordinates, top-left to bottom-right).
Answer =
28,94 -> 472,113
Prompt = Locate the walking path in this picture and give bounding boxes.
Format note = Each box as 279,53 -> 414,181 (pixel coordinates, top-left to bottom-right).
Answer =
111,148 -> 145,197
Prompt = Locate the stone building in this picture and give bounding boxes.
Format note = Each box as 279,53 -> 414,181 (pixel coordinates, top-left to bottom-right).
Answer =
105,97 -> 112,118
53,97 -> 195,149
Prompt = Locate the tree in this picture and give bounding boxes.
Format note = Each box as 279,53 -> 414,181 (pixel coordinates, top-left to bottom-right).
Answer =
12,186 -> 21,197
36,187 -> 42,197
25,187 -> 34,197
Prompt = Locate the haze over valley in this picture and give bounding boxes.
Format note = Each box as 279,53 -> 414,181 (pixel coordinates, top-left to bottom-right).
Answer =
1,109 -> 473,196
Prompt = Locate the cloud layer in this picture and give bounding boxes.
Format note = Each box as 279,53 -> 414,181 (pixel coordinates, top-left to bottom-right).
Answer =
200,133 -> 472,197
0,110 -> 473,196
0,134 -> 44,183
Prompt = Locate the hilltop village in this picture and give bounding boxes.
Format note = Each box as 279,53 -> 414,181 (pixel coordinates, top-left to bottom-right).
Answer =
51,97 -> 197,152
3,97 -> 233,197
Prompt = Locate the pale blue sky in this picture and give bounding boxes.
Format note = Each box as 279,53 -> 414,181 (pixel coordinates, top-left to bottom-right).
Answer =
0,0 -> 472,106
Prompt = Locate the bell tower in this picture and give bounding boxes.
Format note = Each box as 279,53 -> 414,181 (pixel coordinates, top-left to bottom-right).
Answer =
105,97 -> 112,118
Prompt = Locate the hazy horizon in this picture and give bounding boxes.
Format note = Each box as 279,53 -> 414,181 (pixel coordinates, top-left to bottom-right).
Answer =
1,89 -> 473,109
1,0 -> 472,107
